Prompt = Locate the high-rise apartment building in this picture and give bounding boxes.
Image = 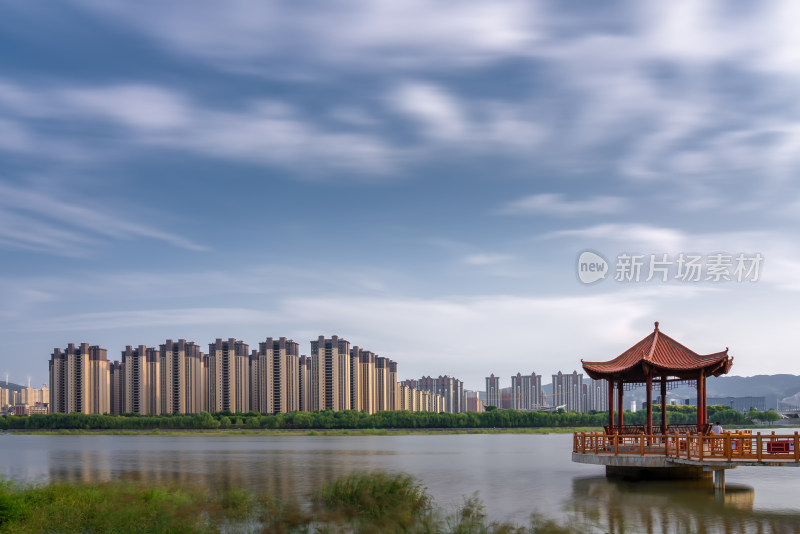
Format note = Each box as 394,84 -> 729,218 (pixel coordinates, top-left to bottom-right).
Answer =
485,374 -> 500,408
510,372 -> 543,411
420,390 -> 438,412
310,336 -> 350,411
298,355 -> 312,412
49,343 -> 110,414
208,338 -> 250,413
551,371 -> 584,413
160,339 -> 205,415
109,361 -> 123,415
583,378 -> 608,412
398,384 -> 411,411
255,337 -> 300,414
19,385 -> 48,406
389,361 -> 399,411
351,347 -> 376,413
349,347 -> 360,413
398,380 -> 445,413
407,376 -> 463,413
375,357 -> 392,412
121,345 -> 161,415
465,390 -> 484,412
438,375 -> 463,413
249,349 -> 265,414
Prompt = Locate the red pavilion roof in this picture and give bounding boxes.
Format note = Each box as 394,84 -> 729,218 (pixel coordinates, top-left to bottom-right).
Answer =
581,322 -> 732,382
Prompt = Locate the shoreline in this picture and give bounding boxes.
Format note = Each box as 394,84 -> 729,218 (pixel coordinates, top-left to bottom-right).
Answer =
1,426 -> 599,437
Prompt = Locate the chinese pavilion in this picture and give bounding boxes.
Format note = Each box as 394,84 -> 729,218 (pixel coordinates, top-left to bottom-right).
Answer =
581,322 -> 733,435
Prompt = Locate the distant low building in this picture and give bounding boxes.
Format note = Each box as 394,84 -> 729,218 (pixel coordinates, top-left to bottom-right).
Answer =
500,387 -> 512,410
12,403 -> 49,416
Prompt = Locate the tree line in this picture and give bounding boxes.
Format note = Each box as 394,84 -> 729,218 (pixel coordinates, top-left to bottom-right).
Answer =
0,404 -> 782,430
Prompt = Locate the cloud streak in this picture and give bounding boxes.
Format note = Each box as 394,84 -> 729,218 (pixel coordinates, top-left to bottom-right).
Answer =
77,0 -> 539,70
500,194 -> 628,217
0,183 -> 207,256
0,81 -> 400,176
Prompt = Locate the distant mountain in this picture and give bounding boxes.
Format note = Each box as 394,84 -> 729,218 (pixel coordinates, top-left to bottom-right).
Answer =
705,374 -> 800,398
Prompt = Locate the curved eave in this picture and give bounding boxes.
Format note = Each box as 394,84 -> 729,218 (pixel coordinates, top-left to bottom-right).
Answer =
582,350 -> 731,381
645,351 -> 733,379
581,334 -> 654,380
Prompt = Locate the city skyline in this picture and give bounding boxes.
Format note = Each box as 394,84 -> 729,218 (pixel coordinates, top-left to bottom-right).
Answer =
40,333 -> 610,395
46,335 -> 462,416
4,2 -> 800,390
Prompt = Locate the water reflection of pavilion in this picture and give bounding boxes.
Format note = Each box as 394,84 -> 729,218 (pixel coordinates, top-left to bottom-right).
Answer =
568,476 -> 800,534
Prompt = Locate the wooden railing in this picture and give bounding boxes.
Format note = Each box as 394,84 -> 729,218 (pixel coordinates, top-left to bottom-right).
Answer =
574,431 -> 800,463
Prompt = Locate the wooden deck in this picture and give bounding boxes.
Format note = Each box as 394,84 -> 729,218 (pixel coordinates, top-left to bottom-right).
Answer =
574,430 -> 800,464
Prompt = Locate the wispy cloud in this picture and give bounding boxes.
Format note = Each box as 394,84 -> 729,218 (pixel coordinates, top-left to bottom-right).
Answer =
0,183 -> 207,256
391,83 -> 466,142
0,80 -> 400,176
390,81 -> 545,151
31,1 -> 796,193
545,224 -> 688,253
39,307 -> 276,331
500,194 -> 628,217
76,0 -> 539,71
462,253 -> 514,266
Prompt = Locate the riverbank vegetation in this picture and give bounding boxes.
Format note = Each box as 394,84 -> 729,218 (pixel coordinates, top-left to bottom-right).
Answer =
0,405 -> 780,432
0,472 -> 578,533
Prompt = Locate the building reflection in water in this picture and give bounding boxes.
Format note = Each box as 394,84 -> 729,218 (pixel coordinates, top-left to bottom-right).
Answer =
569,476 -> 800,534
47,444 -> 389,500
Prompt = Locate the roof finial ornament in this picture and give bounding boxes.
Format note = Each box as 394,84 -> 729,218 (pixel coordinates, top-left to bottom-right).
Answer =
654,321 -> 660,330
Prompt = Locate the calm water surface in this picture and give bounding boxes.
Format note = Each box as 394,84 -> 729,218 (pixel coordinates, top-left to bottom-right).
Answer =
1,433 -> 799,532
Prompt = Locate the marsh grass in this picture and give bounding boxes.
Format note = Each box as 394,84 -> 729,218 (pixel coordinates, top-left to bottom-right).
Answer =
314,472 -> 434,532
0,473 -> 585,533
0,479 -> 215,533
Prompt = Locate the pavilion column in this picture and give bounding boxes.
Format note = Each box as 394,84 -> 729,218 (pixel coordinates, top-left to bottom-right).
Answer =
645,373 -> 653,435
702,373 -> 707,429
660,376 -> 667,435
696,370 -> 705,432
616,380 -> 624,429
607,379 -> 614,431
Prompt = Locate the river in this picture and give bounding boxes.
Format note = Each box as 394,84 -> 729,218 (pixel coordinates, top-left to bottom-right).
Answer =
1,432 -> 799,532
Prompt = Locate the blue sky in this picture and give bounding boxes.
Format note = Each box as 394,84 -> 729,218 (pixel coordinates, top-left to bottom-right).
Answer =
2,1 -> 799,391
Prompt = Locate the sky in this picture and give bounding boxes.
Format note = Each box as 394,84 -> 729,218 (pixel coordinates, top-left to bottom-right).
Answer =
2,1 -> 799,391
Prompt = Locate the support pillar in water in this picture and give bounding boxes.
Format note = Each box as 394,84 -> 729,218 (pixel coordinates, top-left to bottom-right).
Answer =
713,469 -> 725,490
